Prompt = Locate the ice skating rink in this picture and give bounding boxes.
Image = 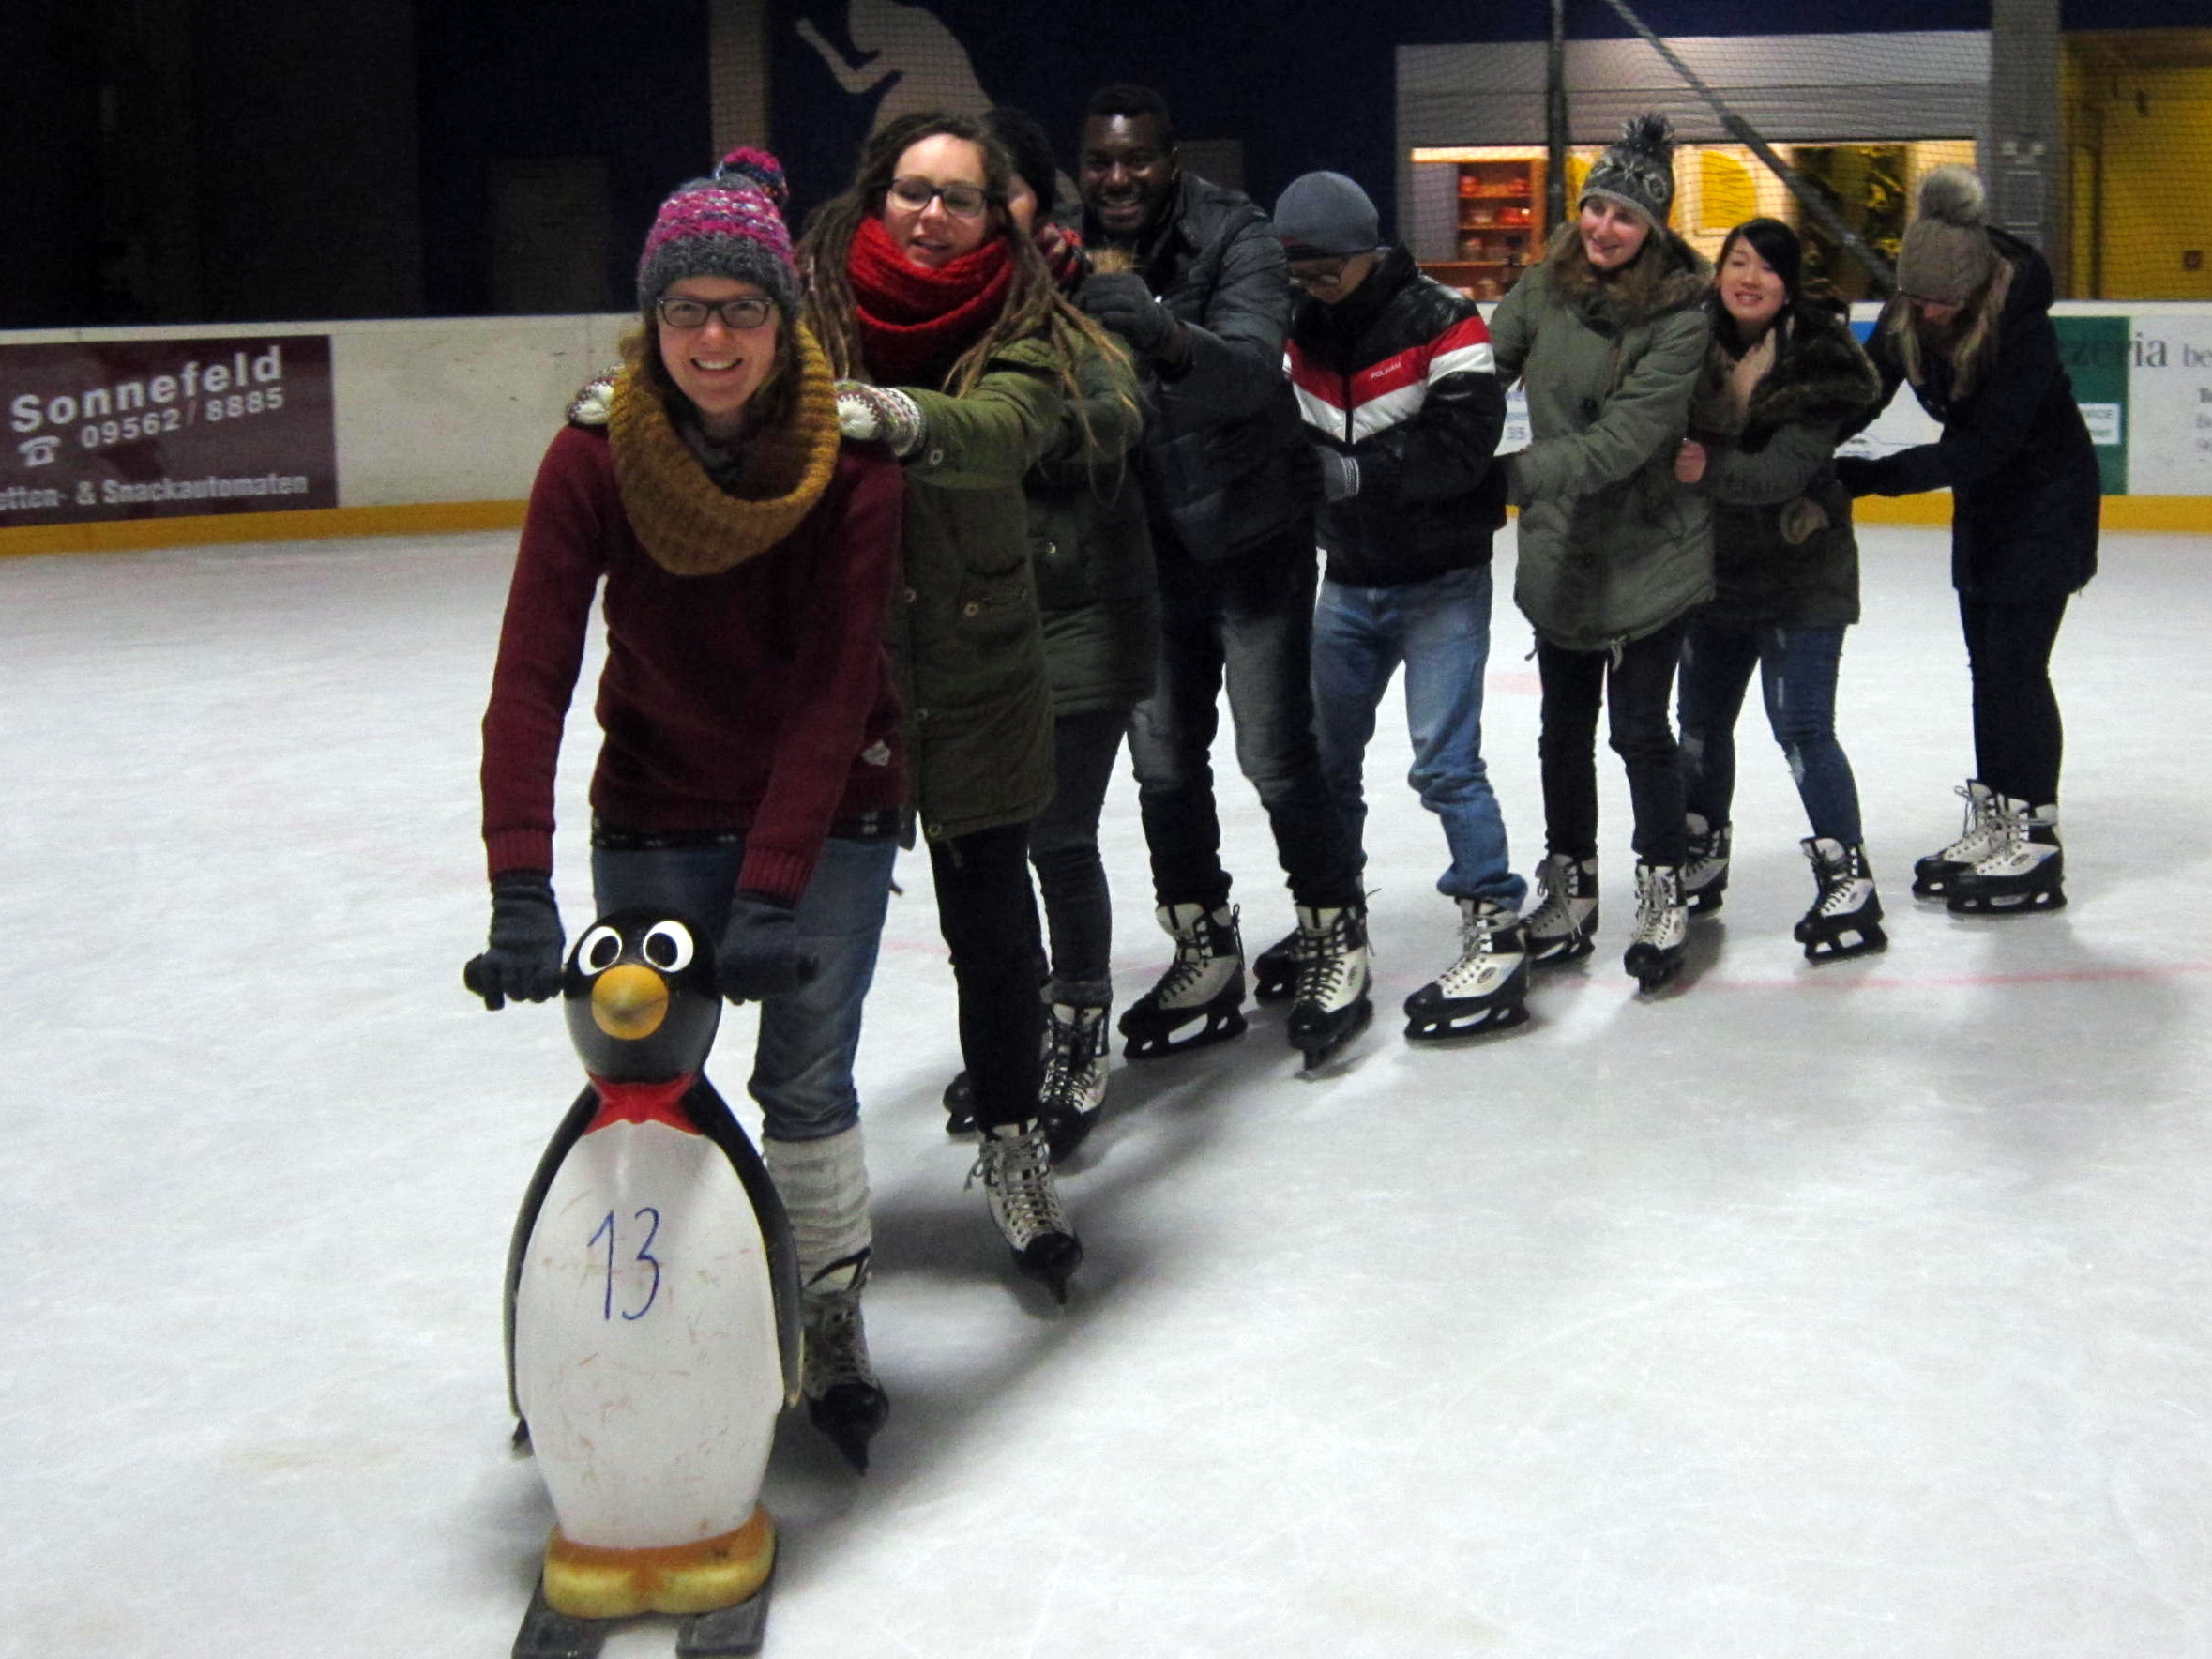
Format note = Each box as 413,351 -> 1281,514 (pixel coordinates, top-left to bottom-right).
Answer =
6,521 -> 2212,1659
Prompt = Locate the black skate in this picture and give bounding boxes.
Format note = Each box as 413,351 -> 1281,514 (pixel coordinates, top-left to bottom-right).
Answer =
1913,779 -> 2001,898
942,1070 -> 975,1136
1251,925 -> 1305,1003
514,1579 -> 607,1659
1038,1001 -> 1110,1164
1523,853 -> 1598,967
1286,903 -> 1373,1071
1404,897 -> 1530,1040
801,1253 -> 887,1475
1947,799 -> 2066,915
1119,902 -> 1248,1058
972,1119 -> 1082,1303
1682,814 -> 1731,914
1796,837 -> 1886,961
1622,861 -> 1686,992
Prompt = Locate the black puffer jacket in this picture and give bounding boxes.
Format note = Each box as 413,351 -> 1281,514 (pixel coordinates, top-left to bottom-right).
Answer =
1687,297 -> 1882,630
1092,173 -> 1314,564
1841,228 -> 2098,601
1285,244 -> 1507,587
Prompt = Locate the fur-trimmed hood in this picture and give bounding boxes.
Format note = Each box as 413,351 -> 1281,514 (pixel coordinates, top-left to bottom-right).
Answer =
1691,299 -> 1882,450
1540,221 -> 1712,333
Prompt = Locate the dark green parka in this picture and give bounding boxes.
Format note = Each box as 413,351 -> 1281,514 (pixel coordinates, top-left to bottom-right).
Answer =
1490,225 -> 1714,652
1686,297 -> 1883,630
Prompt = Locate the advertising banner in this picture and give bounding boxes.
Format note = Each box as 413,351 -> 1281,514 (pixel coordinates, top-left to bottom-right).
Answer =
2,335 -> 337,528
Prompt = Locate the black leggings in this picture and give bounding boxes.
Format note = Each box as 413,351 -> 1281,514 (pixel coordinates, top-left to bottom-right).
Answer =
930,823 -> 1045,1132
1026,708 -> 1131,1007
1960,591 -> 2069,806
1536,617 -> 1689,867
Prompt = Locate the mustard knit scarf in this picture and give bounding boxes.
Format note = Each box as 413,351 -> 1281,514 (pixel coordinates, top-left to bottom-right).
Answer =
608,324 -> 842,576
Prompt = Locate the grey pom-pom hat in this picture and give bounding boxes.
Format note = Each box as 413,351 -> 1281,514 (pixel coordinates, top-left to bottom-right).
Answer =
1581,114 -> 1678,233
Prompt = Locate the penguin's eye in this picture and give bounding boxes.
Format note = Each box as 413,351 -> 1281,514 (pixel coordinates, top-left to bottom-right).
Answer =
578,925 -> 625,975
642,921 -> 695,971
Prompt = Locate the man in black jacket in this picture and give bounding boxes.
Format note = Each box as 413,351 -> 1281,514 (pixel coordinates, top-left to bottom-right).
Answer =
1076,84 -> 1370,1071
1274,170 -> 1527,1040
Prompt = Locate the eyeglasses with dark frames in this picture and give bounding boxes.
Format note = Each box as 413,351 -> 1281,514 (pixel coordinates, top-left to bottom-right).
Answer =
886,175 -> 994,220
656,295 -> 775,330
1286,258 -> 1354,291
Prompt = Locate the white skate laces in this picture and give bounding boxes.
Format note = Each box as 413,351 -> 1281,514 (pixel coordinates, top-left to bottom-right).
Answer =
969,1122 -> 1071,1252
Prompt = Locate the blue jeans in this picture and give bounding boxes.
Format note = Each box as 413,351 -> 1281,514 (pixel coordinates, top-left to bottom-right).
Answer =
1128,531 -> 1363,910
1311,565 -> 1524,908
590,832 -> 897,1143
1676,619 -> 1863,845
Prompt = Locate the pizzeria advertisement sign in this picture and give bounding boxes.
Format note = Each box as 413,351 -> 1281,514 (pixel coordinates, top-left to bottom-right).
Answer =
2,335 -> 337,526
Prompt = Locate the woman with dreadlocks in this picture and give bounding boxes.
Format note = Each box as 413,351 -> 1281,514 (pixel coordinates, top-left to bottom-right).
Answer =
801,111 -> 1136,1302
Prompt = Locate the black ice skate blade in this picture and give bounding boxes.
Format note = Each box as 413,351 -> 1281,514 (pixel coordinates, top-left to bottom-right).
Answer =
1404,999 -> 1532,1042
1041,1103 -> 1101,1166
675,1571 -> 774,1659
808,1383 -> 889,1474
943,1071 -> 976,1136
1801,924 -> 1888,963
1013,1235 -> 1083,1305
1121,1005 -> 1247,1060
1946,887 -> 2067,916
1687,889 -> 1725,915
514,1580 -> 609,1659
1527,936 -> 1596,971
1251,965 -> 1298,1004
1626,953 -> 1686,995
1293,999 -> 1374,1074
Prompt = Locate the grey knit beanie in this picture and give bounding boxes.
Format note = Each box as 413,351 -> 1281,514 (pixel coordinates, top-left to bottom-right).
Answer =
1273,171 -> 1380,258
1896,165 -> 1996,304
1581,114 -> 1677,232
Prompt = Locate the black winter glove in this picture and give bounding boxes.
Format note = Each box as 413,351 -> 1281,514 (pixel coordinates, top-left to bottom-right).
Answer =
464,871 -> 566,1010
1077,271 -> 1183,362
1313,447 -> 1360,503
1832,454 -> 1886,498
716,891 -> 818,1005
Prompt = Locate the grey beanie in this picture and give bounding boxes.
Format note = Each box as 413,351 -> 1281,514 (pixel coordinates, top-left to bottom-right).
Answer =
1581,114 -> 1677,232
1896,164 -> 1997,304
1273,171 -> 1379,258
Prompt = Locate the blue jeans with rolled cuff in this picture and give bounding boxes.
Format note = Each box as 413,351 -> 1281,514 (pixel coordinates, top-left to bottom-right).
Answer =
1311,564 -> 1525,910
1676,619 -> 1863,846
591,827 -> 897,1144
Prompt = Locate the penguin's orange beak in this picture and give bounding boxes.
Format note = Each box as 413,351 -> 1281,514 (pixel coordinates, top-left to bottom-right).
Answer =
590,963 -> 669,1039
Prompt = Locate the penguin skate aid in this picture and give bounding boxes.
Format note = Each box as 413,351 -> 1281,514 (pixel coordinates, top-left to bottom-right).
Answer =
469,144 -> 918,1624
1486,114 -> 1715,995
1834,163 -> 2096,921
1670,212 -> 1887,963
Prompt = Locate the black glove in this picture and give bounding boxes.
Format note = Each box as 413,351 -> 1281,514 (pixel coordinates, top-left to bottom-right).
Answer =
1077,270 -> 1182,361
716,891 -> 818,1004
1313,447 -> 1360,503
464,871 -> 565,1010
1832,454 -> 1886,498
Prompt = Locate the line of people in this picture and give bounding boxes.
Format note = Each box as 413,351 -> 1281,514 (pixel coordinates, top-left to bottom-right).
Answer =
462,92 -> 2098,1473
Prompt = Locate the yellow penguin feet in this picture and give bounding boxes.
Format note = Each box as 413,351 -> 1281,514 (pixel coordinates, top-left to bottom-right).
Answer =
540,1504 -> 776,1620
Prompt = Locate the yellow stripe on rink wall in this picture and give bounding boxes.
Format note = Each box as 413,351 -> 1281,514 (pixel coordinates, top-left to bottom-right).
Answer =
0,500 -> 527,558
1850,495 -> 2212,534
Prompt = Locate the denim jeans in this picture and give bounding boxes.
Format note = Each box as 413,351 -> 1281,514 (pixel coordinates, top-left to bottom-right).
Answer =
1027,708 -> 1130,1005
929,822 -> 1047,1133
1311,565 -> 1524,909
591,831 -> 896,1144
1128,531 -> 1363,911
1535,618 -> 1689,867
1960,592 -> 2068,805
1677,619 -> 1864,845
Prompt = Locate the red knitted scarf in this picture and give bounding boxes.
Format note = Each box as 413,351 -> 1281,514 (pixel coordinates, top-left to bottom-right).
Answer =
847,215 -> 1013,386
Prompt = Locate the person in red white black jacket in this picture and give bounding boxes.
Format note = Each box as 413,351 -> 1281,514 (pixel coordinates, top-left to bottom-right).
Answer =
1272,169 -> 1531,1040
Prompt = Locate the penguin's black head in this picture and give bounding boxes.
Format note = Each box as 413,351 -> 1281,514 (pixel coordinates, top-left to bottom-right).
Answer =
562,908 -> 721,1082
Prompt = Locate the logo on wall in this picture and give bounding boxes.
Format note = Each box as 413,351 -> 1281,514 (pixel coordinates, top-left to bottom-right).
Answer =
795,0 -> 993,131
1,335 -> 337,528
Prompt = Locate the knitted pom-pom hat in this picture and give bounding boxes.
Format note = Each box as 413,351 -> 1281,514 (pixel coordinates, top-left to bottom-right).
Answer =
1581,114 -> 1677,232
1896,164 -> 1996,305
635,148 -> 798,317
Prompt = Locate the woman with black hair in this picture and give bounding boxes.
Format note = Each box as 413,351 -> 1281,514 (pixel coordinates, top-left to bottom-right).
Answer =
1672,217 -> 1886,960
1837,165 -> 2098,916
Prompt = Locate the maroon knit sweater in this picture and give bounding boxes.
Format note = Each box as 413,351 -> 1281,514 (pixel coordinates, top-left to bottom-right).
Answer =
479,423 -> 906,906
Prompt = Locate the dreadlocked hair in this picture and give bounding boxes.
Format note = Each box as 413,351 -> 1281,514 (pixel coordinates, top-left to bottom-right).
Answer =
797,111 -> 1136,452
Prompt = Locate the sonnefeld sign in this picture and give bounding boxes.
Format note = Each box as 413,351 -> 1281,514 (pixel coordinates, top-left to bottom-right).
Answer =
2,335 -> 337,526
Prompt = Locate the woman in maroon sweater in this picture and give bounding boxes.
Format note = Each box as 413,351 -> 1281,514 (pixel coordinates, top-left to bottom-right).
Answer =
466,151 -> 904,1473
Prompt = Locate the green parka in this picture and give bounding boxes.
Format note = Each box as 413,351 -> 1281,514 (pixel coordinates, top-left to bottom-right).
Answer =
1491,225 -> 1714,652
1023,337 -> 1157,718
895,336 -> 1068,842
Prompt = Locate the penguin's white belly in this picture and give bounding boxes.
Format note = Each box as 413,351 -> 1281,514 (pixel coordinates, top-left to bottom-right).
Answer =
513,1119 -> 781,1549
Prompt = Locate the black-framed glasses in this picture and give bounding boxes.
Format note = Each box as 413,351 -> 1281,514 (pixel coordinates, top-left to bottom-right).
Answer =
886,175 -> 993,220
1287,258 -> 1354,291
656,295 -> 775,330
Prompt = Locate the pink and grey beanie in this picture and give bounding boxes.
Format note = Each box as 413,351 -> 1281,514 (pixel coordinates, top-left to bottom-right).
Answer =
635,148 -> 797,317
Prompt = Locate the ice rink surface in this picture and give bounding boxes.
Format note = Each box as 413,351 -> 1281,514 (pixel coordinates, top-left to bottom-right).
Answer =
5,522 -> 2211,1659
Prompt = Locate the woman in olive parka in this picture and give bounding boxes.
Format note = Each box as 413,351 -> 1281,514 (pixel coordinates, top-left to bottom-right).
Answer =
1488,114 -> 1713,992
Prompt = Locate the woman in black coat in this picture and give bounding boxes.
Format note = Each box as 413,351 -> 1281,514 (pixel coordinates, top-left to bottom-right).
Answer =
1838,165 -> 2098,915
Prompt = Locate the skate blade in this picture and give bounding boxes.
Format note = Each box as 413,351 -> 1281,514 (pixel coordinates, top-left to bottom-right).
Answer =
1014,1235 -> 1083,1304
1121,1006 -> 1247,1060
1294,999 -> 1374,1073
1528,935 -> 1595,970
1687,890 -> 1725,915
675,1571 -> 773,1659
1947,888 -> 2066,915
808,1386 -> 888,1475
1628,956 -> 1685,994
1404,999 -> 1531,1042
1803,925 -> 1887,962
1251,970 -> 1298,1005
514,1579 -> 609,1659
